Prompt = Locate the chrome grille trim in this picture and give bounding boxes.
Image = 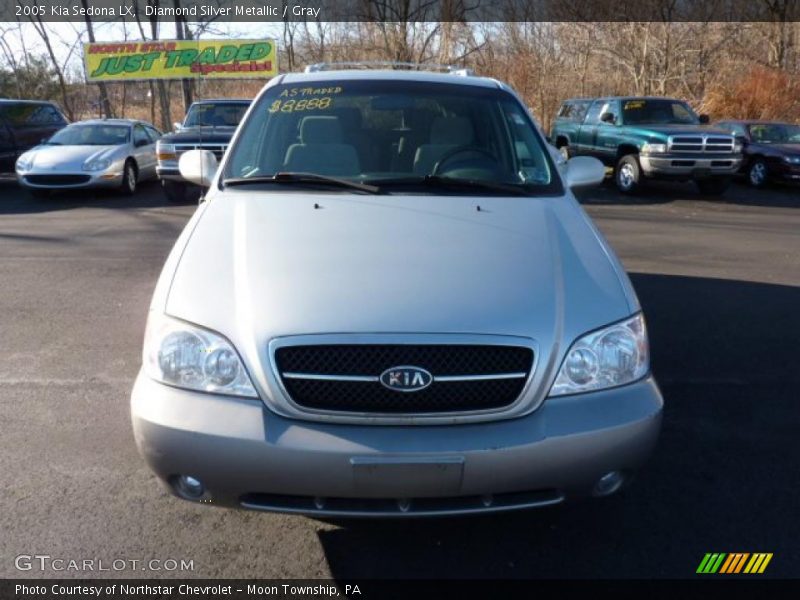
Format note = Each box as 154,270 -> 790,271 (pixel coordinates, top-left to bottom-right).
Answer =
282,371 -> 528,383
282,372 -> 379,382
667,135 -> 735,153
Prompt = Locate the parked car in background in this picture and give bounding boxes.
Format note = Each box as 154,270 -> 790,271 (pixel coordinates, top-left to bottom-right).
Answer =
551,96 -> 742,195
132,64 -> 662,518
15,119 -> 161,197
155,98 -> 251,202
0,99 -> 67,173
714,120 -> 800,188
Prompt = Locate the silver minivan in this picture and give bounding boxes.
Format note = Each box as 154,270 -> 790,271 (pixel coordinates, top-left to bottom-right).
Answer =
131,64 -> 662,517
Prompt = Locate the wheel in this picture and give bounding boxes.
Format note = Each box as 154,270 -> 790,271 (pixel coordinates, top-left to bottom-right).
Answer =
120,160 -> 137,195
695,178 -> 731,196
747,159 -> 768,188
558,145 -> 570,161
28,188 -> 50,199
161,180 -> 187,203
615,154 -> 643,194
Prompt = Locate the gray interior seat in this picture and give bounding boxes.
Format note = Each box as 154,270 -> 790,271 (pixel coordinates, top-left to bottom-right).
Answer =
284,116 -> 360,176
413,116 -> 474,175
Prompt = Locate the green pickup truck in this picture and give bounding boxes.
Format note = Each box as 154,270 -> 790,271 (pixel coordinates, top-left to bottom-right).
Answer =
550,97 -> 743,195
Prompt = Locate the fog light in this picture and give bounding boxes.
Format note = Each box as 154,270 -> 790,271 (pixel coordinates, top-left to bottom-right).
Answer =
174,475 -> 205,499
593,471 -> 625,497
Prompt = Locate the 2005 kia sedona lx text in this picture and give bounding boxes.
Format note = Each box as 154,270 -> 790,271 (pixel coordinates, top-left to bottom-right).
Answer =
131,64 -> 663,517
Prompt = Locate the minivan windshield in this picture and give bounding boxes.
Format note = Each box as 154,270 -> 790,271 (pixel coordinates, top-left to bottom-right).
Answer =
622,99 -> 699,125
223,79 -> 558,194
46,124 -> 129,146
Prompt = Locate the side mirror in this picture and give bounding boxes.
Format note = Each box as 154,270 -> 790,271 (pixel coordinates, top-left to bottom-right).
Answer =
173,122 -> 183,132
179,149 -> 218,187
135,138 -> 149,147
600,112 -> 616,124
698,114 -> 710,124
565,156 -> 606,189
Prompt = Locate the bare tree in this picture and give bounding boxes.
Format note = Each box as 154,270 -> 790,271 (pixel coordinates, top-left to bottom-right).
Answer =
80,0 -> 113,118
27,5 -> 74,119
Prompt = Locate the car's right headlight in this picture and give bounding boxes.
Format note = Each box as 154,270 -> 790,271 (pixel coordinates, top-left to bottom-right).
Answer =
143,313 -> 258,398
549,314 -> 649,396
156,142 -> 177,162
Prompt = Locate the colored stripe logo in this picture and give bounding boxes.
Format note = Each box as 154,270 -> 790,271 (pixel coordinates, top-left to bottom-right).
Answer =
697,553 -> 773,574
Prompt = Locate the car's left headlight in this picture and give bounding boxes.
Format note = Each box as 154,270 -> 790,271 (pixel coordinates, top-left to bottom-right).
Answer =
143,313 -> 258,398
641,142 -> 667,154
83,158 -> 112,171
16,154 -> 33,171
549,314 -> 649,396
783,155 -> 800,165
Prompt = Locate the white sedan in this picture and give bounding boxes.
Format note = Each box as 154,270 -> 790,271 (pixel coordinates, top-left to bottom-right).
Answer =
15,118 -> 162,197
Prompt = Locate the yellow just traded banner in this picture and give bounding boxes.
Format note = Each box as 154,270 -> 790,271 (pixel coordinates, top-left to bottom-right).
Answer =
84,39 -> 277,81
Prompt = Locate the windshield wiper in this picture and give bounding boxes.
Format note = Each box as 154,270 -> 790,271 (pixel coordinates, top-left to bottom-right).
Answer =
367,175 -> 531,196
223,172 -> 381,194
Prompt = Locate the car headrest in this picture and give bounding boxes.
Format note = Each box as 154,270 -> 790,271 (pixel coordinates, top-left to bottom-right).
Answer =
333,107 -> 362,130
300,116 -> 343,144
430,116 -> 473,145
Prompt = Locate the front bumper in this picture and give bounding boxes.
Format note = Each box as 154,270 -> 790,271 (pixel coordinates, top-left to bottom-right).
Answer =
131,372 -> 663,517
156,165 -> 185,182
640,154 -> 742,178
16,170 -> 124,190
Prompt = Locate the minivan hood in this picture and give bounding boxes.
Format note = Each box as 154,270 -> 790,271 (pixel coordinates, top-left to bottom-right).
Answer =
165,191 -> 634,354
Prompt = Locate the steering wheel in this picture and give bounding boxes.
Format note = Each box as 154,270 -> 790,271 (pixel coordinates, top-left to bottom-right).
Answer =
431,146 -> 500,176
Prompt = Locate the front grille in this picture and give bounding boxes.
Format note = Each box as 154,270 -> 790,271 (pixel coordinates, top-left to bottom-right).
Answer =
174,143 -> 227,160
668,135 -> 735,153
274,344 -> 534,414
25,174 -> 91,186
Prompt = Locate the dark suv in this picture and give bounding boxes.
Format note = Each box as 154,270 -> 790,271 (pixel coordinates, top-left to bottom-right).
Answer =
0,100 -> 67,173
155,99 -> 250,202
715,120 -> 800,188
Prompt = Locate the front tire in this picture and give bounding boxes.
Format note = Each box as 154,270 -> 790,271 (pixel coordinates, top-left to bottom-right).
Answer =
615,154 -> 643,194
747,159 -> 768,188
120,160 -> 137,195
695,178 -> 731,196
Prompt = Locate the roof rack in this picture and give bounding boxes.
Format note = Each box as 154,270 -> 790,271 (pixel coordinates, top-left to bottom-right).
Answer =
303,61 -> 475,76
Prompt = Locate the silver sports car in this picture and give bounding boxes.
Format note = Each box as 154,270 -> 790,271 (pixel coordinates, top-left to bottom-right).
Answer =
15,118 -> 161,197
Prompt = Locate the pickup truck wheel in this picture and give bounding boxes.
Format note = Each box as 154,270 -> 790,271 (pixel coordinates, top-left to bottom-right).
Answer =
747,159 -> 768,188
696,178 -> 731,196
615,155 -> 643,194
161,180 -> 187,203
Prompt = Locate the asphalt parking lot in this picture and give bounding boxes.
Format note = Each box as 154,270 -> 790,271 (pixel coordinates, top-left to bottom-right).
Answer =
0,176 -> 798,579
